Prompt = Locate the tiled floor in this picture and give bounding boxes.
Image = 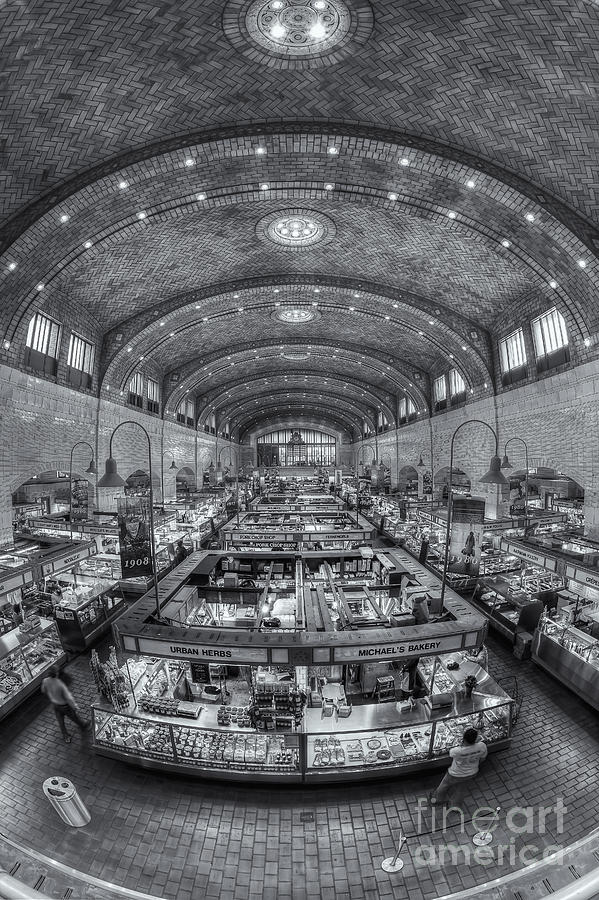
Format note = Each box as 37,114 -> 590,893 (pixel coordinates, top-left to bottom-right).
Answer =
1,633 -> 598,900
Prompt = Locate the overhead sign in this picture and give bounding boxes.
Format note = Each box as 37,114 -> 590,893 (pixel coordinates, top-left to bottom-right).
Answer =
500,540 -> 557,571
565,565 -> 599,591
41,543 -> 96,576
333,633 -> 465,662
0,570 -> 30,596
135,636 -> 269,663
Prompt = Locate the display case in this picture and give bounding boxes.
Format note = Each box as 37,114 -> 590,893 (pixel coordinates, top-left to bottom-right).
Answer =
54,576 -> 127,651
532,616 -> 599,712
0,618 -> 65,721
92,707 -> 303,781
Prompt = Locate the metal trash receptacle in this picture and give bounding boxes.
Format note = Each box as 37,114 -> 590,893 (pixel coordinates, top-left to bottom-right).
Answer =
42,777 -> 91,827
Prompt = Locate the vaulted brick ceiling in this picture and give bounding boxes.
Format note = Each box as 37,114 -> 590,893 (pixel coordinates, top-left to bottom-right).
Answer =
1,0 -> 597,440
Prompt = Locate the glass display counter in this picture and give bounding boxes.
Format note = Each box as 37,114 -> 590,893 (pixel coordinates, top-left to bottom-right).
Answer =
0,618 -> 65,721
53,572 -> 127,651
532,616 -> 599,712
92,647 -> 512,783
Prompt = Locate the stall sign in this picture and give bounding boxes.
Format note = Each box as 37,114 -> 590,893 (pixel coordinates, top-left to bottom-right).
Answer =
135,636 -> 268,663
333,633 -> 465,662
565,565 -> 599,590
117,498 -> 154,578
41,543 -> 96,576
500,540 -> 557,571
0,571 -> 28,595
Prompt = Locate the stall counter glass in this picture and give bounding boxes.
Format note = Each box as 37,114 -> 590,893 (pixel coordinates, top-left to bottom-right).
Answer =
0,618 -> 65,721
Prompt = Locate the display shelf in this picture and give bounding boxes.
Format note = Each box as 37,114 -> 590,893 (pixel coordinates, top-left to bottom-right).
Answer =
532,617 -> 599,711
0,618 -> 66,721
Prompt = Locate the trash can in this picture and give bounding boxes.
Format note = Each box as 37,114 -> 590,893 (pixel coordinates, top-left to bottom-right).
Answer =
42,777 -> 91,827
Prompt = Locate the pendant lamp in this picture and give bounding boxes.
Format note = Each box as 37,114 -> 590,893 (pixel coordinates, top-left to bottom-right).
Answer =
478,454 -> 509,485
85,459 -> 98,475
97,456 -> 126,488
500,454 -> 512,469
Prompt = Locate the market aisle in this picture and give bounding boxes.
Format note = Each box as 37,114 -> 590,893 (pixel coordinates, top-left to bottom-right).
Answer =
0,634 -> 598,900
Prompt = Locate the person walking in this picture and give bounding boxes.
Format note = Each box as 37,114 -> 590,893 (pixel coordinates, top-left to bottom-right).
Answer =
41,665 -> 90,743
430,727 -> 487,805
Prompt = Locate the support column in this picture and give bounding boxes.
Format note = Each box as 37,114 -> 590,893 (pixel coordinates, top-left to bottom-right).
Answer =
584,487 -> 599,540
96,485 -> 125,513
477,482 -> 510,521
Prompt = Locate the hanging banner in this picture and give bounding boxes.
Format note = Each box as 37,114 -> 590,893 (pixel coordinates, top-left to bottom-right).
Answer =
448,497 -> 486,578
70,478 -> 89,523
117,498 -> 154,578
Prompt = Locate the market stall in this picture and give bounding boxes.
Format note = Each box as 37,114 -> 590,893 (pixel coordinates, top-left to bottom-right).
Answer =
91,547 -> 513,782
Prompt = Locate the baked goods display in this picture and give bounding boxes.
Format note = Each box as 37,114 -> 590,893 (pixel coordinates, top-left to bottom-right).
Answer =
310,727 -> 432,768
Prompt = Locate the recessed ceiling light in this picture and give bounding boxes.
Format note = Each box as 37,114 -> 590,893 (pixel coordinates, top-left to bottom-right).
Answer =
501,239 -> 511,248
274,289 -> 280,294
484,382 -> 488,388
36,283 -> 44,291
196,193 -> 207,201
60,214 -> 70,223
462,345 -> 467,350
578,259 -> 587,268
3,339 -> 11,350
184,157 -> 195,167
584,338 -> 591,347
137,211 -> 147,219
448,354 -> 454,359
159,321 -> 165,326
270,23 -> 286,38
447,211 -> 457,219
327,146 -> 339,155
418,331 -> 424,336
127,346 -> 132,352
324,183 -> 334,191
349,306 -> 355,311
400,158 -> 410,166
139,355 -> 144,360
466,180 -> 476,189
428,320 -> 434,325
233,293 -> 239,299
8,262 -> 16,271
169,332 -> 175,337
260,183 -> 270,191
118,180 -> 128,190
255,146 -> 266,155
314,288 -> 320,293
385,315 -> 390,320
549,280 -> 558,289
525,212 -> 535,222
83,240 -> 93,249
388,192 -> 398,201
238,307 -> 244,312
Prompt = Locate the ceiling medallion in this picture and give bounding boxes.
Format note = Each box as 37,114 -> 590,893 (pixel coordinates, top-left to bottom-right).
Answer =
223,0 -> 373,69
274,307 -> 320,324
246,0 -> 350,56
257,208 -> 336,250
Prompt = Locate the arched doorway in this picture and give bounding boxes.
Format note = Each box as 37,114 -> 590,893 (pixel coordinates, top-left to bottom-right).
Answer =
397,465 -> 419,495
176,466 -> 196,497
435,466 -> 471,505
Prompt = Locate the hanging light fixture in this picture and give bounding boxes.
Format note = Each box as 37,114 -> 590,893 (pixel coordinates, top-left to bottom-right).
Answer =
500,454 -> 512,469
85,459 -> 98,475
479,454 -> 509,485
97,456 -> 126,488
169,459 -> 177,470
417,455 -> 425,468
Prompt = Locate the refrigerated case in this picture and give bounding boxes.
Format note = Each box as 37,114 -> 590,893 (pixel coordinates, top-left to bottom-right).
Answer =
54,583 -> 127,651
92,653 -> 511,782
0,618 -> 65,721
532,616 -> 599,712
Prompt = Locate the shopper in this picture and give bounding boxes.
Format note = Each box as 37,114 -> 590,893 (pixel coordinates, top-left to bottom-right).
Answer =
430,727 -> 487,805
41,665 -> 90,743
